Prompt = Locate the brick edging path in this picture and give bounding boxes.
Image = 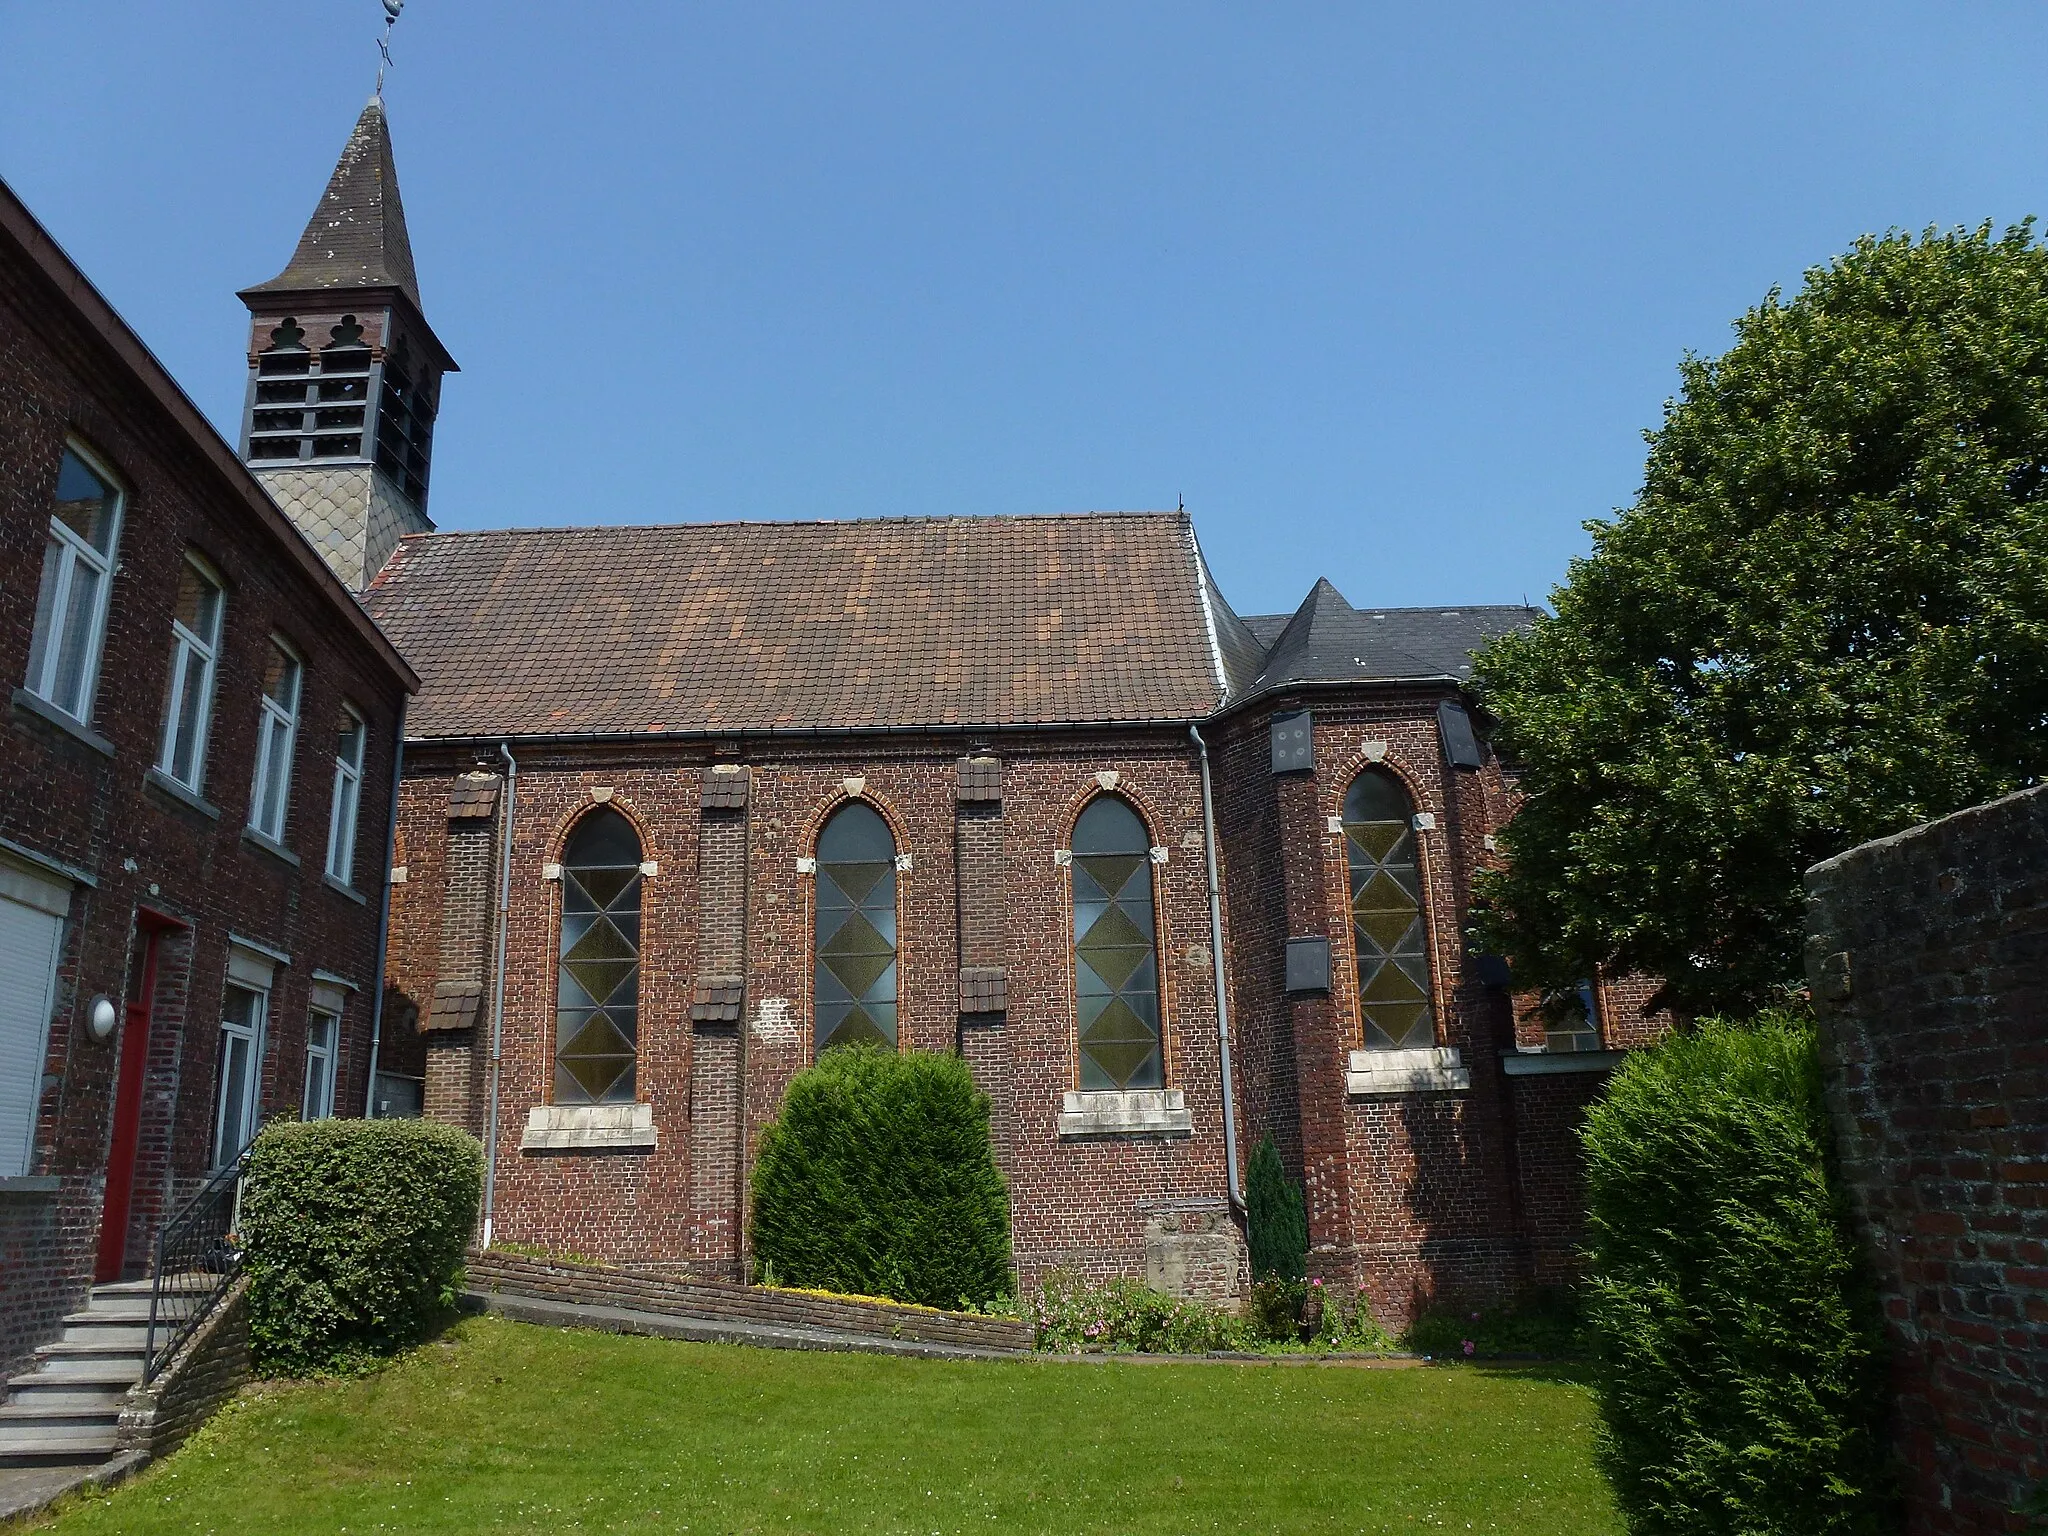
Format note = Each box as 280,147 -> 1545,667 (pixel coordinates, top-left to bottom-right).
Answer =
464,1251 -> 1033,1354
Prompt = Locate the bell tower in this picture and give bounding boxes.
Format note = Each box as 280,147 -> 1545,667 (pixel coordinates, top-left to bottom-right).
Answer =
237,96 -> 456,589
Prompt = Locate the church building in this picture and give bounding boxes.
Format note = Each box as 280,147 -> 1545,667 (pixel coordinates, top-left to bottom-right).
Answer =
248,99 -> 1668,1321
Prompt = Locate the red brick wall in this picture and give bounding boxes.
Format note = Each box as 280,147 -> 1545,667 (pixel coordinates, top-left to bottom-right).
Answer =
1503,1069 -> 1611,1286
0,222 -> 407,1376
1211,697 -> 1527,1325
399,732 -> 1241,1292
1805,784 -> 2048,1536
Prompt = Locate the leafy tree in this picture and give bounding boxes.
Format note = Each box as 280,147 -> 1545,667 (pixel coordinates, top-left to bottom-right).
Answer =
1473,222 -> 2048,1015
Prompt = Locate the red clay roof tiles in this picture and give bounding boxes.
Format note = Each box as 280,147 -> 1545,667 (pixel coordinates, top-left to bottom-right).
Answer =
363,512 -> 1227,739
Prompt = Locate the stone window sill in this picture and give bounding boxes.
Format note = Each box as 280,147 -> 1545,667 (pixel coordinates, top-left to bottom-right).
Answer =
0,1175 -> 61,1197
1500,1048 -> 1626,1076
520,1103 -> 658,1153
12,687 -> 114,757
1346,1046 -> 1471,1096
1057,1089 -> 1192,1140
145,767 -> 221,820
241,827 -> 301,868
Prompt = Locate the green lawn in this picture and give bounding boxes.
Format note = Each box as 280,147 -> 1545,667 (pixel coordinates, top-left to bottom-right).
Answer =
40,1316 -> 1618,1535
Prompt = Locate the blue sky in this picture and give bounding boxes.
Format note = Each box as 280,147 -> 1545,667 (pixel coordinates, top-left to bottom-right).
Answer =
4,3 -> 2046,617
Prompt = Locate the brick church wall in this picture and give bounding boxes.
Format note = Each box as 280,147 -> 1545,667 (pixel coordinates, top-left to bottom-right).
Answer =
401,729 -> 1244,1295
1804,784 -> 2048,1536
1211,695 -> 1527,1326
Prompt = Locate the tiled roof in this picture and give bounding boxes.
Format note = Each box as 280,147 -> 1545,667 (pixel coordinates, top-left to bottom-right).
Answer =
243,98 -> 423,308
1239,583 -> 1541,695
364,513 -> 1231,739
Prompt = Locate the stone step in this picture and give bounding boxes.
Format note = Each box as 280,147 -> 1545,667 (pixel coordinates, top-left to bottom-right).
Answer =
32,1343 -> 146,1378
79,1292 -> 170,1321
0,1430 -> 122,1468
4,1374 -> 133,1412
57,1316 -> 154,1348
0,1404 -> 120,1432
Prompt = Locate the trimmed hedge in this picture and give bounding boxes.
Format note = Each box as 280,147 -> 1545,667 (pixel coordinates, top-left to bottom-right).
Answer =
750,1046 -> 1011,1308
1581,1014 -> 1891,1534
241,1118 -> 483,1375
1246,1135 -> 1308,1282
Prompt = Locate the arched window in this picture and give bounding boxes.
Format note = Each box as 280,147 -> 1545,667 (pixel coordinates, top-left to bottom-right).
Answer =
555,807 -> 642,1103
1343,769 -> 1434,1050
814,802 -> 898,1050
1072,796 -> 1163,1090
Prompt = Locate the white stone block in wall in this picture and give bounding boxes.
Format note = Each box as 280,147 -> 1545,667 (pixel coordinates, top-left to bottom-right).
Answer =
519,1102 -> 658,1152
1056,1088 -> 1193,1139
1345,1046 -> 1471,1096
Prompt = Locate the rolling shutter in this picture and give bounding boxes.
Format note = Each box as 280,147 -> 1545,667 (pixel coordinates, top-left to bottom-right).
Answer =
0,883 -> 66,1178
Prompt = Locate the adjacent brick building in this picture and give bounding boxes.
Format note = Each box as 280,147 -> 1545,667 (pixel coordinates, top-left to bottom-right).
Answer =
0,174 -> 416,1378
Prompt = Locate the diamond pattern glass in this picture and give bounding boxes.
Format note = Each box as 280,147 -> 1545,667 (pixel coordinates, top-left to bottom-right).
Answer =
1344,769 -> 1434,1050
814,803 -> 898,1050
1072,796 -> 1163,1089
555,807 -> 641,1103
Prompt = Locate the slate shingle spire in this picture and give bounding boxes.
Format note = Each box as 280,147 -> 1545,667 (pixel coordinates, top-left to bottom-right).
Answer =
235,96 -> 456,590
245,97 -> 423,309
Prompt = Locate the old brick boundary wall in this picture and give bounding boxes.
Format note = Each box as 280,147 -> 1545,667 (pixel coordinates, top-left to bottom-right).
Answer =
1804,784 -> 2048,1535
466,1250 -> 1032,1352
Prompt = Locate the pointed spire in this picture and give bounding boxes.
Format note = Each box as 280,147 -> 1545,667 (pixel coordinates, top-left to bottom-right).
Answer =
245,98 -> 422,307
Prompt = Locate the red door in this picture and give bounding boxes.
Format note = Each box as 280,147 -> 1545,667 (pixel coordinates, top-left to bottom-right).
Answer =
95,923 -> 163,1283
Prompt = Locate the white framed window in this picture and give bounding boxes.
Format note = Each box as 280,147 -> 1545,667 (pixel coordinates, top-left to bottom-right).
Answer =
0,862 -> 71,1179
26,442 -> 124,723
303,1005 -> 339,1120
249,639 -> 302,843
325,705 -> 366,884
213,981 -> 267,1168
157,555 -> 224,791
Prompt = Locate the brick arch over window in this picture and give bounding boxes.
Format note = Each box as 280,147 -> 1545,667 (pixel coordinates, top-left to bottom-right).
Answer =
554,804 -> 643,1104
1071,793 -> 1164,1091
1342,767 -> 1434,1050
813,800 -> 898,1052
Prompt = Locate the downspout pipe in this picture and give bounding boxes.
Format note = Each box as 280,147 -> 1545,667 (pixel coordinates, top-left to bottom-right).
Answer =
479,741 -> 517,1249
362,697 -> 406,1118
1189,724 -> 1245,1215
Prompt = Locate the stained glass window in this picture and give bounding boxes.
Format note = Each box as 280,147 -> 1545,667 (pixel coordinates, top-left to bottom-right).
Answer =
555,807 -> 642,1104
814,803 -> 898,1051
1343,769 -> 1434,1050
1073,796 -> 1163,1090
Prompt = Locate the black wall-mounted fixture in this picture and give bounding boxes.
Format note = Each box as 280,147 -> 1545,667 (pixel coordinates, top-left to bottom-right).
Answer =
1438,699 -> 1484,770
1270,710 -> 1313,774
1284,935 -> 1331,994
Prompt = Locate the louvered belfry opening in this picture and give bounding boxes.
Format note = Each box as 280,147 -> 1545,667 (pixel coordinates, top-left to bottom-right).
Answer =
1072,796 -> 1163,1091
555,807 -> 643,1104
1343,768 -> 1435,1049
813,803 -> 898,1051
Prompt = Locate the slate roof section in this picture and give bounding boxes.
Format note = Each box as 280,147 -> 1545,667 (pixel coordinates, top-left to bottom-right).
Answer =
244,98 -> 423,308
364,513 -> 1233,739
1238,582 -> 1541,698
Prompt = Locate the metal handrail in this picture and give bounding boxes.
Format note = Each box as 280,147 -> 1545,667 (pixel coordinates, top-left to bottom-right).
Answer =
143,1156 -> 245,1381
